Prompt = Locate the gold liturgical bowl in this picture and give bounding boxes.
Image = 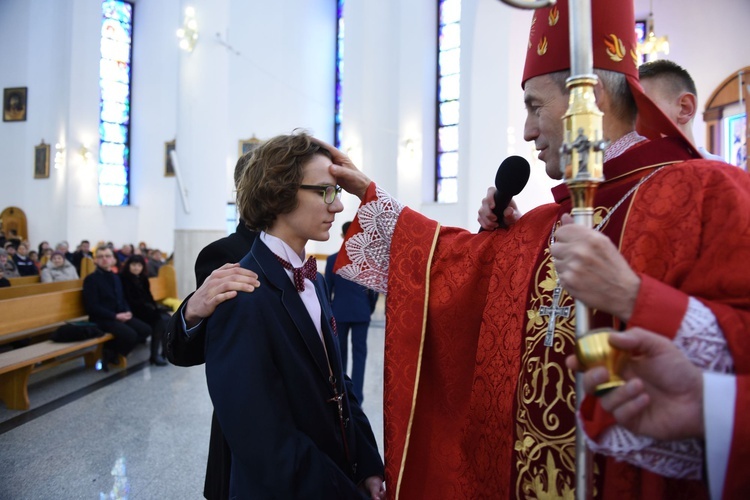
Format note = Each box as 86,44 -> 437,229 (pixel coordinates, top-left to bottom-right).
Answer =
575,328 -> 626,396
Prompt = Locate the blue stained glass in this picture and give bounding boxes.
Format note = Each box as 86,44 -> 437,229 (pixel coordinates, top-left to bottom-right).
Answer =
100,122 -> 128,143
440,23 -> 460,51
100,100 -> 130,124
101,38 -> 131,63
440,0 -> 461,26
99,163 -> 129,185
102,18 -> 131,43
100,142 -> 128,165
99,183 -> 129,206
334,0 -> 345,149
438,126 -> 459,152
102,0 -> 132,24
436,0 -> 461,203
99,0 -> 132,206
100,59 -> 130,84
438,151 -> 459,177
439,101 -> 459,126
437,177 -> 458,203
439,48 -> 460,76
439,74 -> 460,101
100,80 -> 130,102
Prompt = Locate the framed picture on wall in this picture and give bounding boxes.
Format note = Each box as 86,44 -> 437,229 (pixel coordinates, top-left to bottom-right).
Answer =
238,135 -> 262,158
164,139 -> 176,177
34,141 -> 50,179
3,87 -> 27,122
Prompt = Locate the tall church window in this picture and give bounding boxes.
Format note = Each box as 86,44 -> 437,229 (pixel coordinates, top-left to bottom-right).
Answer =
436,0 -> 460,203
334,0 -> 345,148
99,0 -> 134,206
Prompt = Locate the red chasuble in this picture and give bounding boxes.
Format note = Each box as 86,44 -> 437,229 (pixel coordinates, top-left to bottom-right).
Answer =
337,137 -> 750,499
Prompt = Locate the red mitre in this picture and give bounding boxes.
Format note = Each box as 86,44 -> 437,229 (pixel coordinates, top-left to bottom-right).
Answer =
522,0 -> 698,152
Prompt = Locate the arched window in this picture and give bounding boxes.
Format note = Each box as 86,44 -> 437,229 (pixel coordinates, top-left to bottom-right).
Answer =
435,0 -> 460,203
98,0 -> 134,206
704,67 -> 749,170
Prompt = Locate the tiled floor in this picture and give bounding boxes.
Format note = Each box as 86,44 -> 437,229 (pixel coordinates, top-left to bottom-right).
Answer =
0,306 -> 385,499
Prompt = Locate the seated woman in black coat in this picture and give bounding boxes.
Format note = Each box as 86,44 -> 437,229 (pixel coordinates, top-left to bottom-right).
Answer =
119,255 -> 168,366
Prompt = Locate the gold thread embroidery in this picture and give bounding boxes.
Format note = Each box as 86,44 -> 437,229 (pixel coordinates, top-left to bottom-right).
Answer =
394,222 -> 441,500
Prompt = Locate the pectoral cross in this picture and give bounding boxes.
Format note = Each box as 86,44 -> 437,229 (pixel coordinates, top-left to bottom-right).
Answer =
327,376 -> 351,462
539,286 -> 571,347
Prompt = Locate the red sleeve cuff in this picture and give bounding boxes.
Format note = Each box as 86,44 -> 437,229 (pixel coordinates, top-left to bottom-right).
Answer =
580,394 -> 617,440
628,273 -> 688,338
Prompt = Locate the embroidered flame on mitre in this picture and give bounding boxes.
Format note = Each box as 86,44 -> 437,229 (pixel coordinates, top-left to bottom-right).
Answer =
548,6 -> 559,26
604,34 -> 626,62
537,36 -> 548,56
630,49 -> 640,67
528,15 -> 537,50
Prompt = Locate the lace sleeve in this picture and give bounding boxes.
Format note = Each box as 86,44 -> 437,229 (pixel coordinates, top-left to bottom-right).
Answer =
337,186 -> 404,294
583,297 -> 733,480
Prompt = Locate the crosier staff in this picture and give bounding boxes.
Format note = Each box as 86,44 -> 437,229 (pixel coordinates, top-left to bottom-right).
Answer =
496,0 -> 602,499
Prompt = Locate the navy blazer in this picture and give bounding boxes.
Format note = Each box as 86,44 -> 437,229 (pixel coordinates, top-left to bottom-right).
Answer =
165,222 -> 258,367
83,267 -> 130,321
205,238 -> 383,499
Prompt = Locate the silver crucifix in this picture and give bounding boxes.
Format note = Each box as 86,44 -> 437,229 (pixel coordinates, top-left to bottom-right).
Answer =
539,286 -> 571,346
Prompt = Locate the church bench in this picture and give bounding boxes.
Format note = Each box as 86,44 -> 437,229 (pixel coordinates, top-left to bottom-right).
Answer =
0,334 -> 113,410
148,264 -> 177,303
0,278 -> 82,300
8,275 -> 41,286
0,287 -> 120,410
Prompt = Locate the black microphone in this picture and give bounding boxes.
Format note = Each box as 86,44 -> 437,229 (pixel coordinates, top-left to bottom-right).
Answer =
493,155 -> 530,229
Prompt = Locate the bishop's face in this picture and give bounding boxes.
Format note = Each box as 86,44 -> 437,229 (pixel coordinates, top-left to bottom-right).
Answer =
270,153 -> 343,256
523,74 -> 569,180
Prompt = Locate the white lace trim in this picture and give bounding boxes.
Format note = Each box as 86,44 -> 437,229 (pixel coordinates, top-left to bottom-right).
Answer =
338,186 -> 403,294
604,131 -> 647,162
584,298 -> 733,479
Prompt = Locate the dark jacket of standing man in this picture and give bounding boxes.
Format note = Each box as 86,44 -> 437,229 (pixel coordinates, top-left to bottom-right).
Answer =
325,222 -> 378,403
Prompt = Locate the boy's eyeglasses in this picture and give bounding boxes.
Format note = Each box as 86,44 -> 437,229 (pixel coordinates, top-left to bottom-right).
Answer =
299,184 -> 342,205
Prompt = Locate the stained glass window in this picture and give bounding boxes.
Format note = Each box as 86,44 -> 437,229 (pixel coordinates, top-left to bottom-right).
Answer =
99,0 -> 133,206
436,0 -> 460,203
334,0 -> 345,148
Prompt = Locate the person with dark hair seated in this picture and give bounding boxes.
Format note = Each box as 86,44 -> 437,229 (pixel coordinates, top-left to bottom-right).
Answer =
83,247 -> 152,369
0,248 -> 19,278
119,254 -> 168,366
13,242 -> 38,276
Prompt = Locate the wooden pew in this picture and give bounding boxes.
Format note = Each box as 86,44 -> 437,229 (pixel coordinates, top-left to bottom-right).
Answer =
0,279 -> 82,301
8,275 -> 41,286
0,288 -> 114,410
149,264 -> 178,303
79,256 -> 96,279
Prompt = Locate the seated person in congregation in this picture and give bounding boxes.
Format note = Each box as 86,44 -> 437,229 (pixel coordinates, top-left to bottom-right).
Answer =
41,251 -> 80,283
204,132 -> 385,499
12,242 -> 38,276
0,247 -> 20,278
119,255 -> 168,366
83,247 -> 152,369
0,265 -> 10,287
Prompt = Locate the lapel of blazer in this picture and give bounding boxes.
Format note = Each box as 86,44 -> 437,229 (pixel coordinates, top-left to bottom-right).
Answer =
251,238 -> 330,380
313,275 -> 343,382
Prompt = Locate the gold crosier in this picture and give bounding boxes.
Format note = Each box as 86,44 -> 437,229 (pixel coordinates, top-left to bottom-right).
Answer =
496,0 -> 603,499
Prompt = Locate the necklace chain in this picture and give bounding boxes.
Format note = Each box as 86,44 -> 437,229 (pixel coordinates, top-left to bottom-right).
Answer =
548,166 -> 666,249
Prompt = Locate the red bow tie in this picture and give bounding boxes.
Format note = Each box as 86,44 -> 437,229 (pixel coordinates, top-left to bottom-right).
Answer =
275,255 -> 318,292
